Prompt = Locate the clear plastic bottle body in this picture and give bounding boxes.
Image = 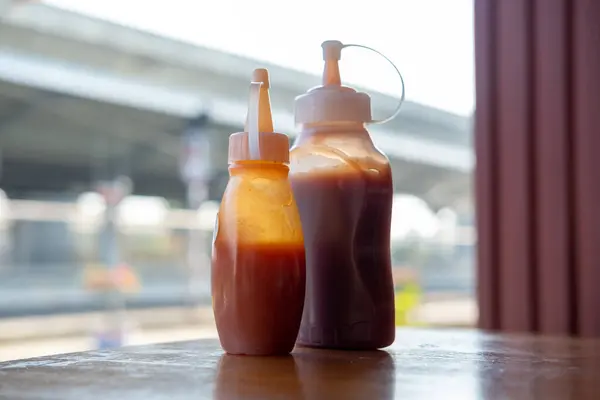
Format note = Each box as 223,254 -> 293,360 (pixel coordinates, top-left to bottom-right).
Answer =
212,161 -> 305,355
289,122 -> 395,349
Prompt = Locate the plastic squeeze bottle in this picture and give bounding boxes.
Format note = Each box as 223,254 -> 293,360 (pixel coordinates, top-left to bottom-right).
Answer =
211,68 -> 306,356
290,40 -> 405,350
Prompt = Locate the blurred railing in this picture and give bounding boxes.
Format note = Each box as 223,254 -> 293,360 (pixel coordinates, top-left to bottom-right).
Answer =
6,199 -> 200,228
0,195 -> 475,319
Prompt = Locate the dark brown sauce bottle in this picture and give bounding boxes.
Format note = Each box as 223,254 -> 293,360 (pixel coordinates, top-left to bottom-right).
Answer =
290,40 -> 402,349
290,126 -> 395,350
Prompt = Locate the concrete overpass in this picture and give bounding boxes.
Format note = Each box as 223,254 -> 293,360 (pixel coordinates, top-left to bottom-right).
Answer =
0,1 -> 473,211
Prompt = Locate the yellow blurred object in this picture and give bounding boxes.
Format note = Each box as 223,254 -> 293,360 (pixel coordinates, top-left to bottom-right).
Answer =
394,282 -> 421,326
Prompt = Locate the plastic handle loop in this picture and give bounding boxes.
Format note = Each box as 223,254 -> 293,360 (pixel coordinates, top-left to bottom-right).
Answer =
247,82 -> 262,160
341,43 -> 406,125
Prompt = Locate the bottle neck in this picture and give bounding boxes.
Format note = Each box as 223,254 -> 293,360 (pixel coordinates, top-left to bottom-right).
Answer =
296,121 -> 371,144
301,121 -> 366,129
229,160 -> 289,178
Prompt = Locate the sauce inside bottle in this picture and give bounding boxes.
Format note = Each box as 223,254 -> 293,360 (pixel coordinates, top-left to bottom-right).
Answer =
291,136 -> 395,349
212,242 -> 305,355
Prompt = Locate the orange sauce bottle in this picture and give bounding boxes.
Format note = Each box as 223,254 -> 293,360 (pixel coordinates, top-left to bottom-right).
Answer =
212,69 -> 305,356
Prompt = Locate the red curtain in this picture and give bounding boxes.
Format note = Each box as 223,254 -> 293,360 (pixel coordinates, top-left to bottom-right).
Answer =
475,0 -> 600,336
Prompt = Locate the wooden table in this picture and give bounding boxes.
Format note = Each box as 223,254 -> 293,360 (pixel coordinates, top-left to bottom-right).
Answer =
1,328 -> 599,399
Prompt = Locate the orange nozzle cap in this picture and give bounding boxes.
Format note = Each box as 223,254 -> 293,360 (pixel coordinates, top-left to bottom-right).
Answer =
252,68 -> 270,88
229,68 -> 290,164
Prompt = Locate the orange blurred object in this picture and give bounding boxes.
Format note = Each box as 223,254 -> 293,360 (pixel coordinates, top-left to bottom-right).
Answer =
83,264 -> 140,293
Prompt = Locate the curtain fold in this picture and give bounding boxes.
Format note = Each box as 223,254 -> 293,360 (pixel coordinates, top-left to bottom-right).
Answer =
475,0 -> 600,336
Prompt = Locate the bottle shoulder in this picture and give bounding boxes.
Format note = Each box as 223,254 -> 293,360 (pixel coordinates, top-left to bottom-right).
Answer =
290,130 -> 391,178
216,174 -> 304,246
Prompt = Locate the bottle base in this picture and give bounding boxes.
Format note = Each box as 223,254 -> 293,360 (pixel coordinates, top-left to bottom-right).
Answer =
220,339 -> 296,356
295,332 -> 395,351
223,348 -> 294,356
295,341 -> 392,351
296,321 -> 395,351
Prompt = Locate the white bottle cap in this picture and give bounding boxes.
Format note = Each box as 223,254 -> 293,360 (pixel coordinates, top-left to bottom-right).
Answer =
294,40 -> 406,126
294,40 -> 372,124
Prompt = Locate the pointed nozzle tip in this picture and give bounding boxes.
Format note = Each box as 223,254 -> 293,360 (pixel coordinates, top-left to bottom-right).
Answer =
321,40 -> 343,61
252,68 -> 270,88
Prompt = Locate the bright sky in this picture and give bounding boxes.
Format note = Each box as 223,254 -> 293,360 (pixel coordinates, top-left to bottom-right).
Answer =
44,0 -> 474,116
44,0 -> 472,235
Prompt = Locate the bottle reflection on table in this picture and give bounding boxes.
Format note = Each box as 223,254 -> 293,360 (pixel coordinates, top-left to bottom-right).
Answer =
213,347 -> 395,400
214,354 -> 301,399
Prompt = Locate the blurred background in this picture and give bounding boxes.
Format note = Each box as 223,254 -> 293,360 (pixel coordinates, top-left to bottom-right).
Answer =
0,0 -> 475,361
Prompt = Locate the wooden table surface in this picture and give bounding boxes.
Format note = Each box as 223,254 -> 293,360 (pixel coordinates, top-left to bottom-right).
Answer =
1,328 -> 599,400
